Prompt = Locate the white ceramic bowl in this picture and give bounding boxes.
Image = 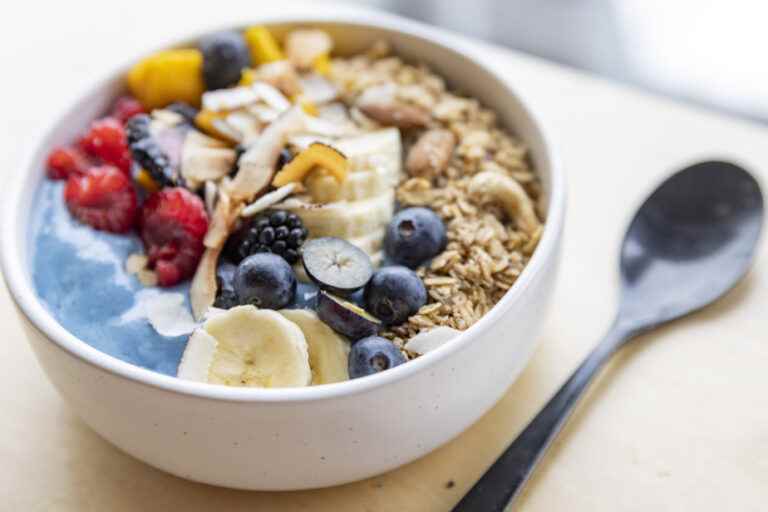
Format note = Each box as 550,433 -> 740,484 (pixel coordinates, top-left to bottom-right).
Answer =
1,14 -> 564,490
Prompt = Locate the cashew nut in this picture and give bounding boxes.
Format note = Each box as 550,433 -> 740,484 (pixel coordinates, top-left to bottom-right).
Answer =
406,129 -> 456,177
468,171 -> 541,236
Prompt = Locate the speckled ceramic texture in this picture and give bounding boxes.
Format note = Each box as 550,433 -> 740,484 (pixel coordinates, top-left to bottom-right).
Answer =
1,14 -> 565,490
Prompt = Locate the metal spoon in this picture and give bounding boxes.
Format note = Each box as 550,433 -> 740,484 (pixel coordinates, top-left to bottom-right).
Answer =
453,161 -> 764,511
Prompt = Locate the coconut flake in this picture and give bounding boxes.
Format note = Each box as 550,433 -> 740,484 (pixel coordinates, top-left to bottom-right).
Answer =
204,181 -> 217,217
299,74 -> 339,104
404,326 -> 461,355
203,86 -> 260,112
252,82 -> 292,112
190,247 -> 223,321
241,183 -> 297,217
119,289 -> 196,337
177,329 -> 219,381
229,106 -> 306,202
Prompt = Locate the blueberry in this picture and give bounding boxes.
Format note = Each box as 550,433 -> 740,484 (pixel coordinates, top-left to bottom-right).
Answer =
213,261 -> 239,309
348,336 -> 407,378
364,266 -> 427,325
200,31 -> 251,90
317,291 -> 381,341
384,207 -> 447,268
302,237 -> 374,294
234,253 -> 296,309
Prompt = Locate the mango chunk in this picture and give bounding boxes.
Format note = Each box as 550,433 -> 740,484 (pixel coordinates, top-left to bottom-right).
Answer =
128,49 -> 204,109
245,26 -> 284,64
272,143 -> 348,187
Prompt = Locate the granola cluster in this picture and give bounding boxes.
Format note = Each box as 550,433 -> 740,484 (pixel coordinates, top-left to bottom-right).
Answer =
330,44 -> 544,356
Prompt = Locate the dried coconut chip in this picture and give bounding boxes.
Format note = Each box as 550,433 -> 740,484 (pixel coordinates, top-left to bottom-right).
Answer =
285,29 -> 333,69
204,190 -> 241,249
137,269 -> 158,287
241,183 -> 297,217
190,246 -> 223,320
204,181 -> 217,217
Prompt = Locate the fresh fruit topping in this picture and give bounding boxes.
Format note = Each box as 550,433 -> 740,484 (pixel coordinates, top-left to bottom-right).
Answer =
178,306 -> 311,388
213,261 -> 238,309
234,253 -> 296,309
194,109 -> 238,144
111,96 -> 145,124
468,171 -> 542,237
140,187 -> 209,287
316,291 -> 381,341
225,210 -> 307,265
229,106 -> 306,202
46,146 -> 89,180
128,49 -> 205,109
348,336 -> 406,379
79,117 -> 131,173
272,142 -> 348,188
285,29 -> 333,70
64,165 -> 137,233
126,114 -> 179,186
364,266 -> 427,326
200,31 -> 251,91
166,102 -> 200,124
279,309 -> 351,384
302,237 -> 373,295
384,207 -> 447,268
244,26 -> 284,64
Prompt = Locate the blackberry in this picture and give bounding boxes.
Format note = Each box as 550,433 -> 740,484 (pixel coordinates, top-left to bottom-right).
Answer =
224,210 -> 308,265
125,114 -> 176,186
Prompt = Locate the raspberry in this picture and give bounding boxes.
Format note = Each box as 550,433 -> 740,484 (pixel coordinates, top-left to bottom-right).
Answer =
79,117 -> 132,173
112,96 -> 145,124
140,187 -> 209,287
46,146 -> 90,180
64,166 -> 138,233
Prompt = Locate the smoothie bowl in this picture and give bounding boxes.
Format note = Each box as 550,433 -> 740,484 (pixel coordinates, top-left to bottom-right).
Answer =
1,15 -> 564,490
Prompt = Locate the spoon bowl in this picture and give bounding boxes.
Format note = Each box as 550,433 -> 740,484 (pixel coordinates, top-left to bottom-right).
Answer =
454,161 -> 764,511
620,161 -> 764,328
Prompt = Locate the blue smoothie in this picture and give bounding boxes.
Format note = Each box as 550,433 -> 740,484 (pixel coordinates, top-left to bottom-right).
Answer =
31,181 -> 319,377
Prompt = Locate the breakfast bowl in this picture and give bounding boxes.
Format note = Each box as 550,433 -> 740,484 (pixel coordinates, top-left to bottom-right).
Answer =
0,13 -> 564,490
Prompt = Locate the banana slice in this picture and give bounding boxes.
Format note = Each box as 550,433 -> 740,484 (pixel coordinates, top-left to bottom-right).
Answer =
279,309 -> 350,385
178,306 -> 311,388
305,167 -> 389,203
279,190 -> 395,239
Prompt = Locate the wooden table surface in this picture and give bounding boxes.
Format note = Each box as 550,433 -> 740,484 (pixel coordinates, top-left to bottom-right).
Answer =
1,2 -> 766,511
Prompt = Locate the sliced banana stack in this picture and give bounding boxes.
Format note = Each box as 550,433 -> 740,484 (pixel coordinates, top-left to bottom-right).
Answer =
178,306 -> 352,387
178,306 -> 311,388
278,128 -> 402,264
279,309 -> 350,384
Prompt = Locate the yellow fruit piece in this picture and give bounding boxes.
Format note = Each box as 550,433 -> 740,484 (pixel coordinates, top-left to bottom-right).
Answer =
245,26 -> 284,64
238,68 -> 257,86
195,109 -> 237,144
272,143 -> 348,187
135,168 -> 160,193
312,53 -> 331,76
128,49 -> 204,110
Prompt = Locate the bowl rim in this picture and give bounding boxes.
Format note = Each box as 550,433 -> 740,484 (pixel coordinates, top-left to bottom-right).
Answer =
0,12 -> 565,404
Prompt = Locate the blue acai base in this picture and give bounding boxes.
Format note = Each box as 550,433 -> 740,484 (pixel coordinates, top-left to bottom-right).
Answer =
31,181 -> 319,377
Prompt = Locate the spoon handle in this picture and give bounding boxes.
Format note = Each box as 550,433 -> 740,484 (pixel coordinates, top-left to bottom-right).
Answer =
452,323 -> 632,511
